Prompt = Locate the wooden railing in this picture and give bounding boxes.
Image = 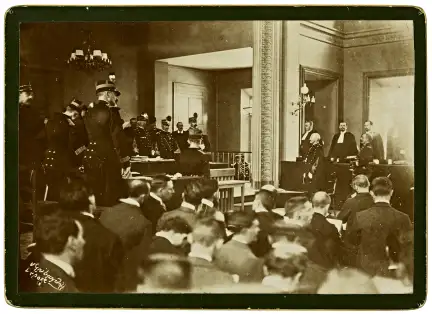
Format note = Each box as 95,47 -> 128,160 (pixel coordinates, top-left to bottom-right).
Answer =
211,151 -> 252,182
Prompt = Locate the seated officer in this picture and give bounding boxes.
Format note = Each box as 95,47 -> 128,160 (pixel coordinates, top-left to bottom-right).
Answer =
177,129 -> 210,177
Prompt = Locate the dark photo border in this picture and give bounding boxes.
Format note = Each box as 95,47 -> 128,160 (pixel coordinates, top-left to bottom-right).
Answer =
5,5 -> 427,309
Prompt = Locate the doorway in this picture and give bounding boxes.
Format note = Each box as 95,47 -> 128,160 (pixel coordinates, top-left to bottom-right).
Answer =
300,66 -> 342,156
240,88 -> 252,152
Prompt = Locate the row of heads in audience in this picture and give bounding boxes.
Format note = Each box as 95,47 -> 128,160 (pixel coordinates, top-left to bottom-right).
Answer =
32,174 -> 411,293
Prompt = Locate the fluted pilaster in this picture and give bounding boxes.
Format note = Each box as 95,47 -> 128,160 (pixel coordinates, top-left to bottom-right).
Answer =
251,21 -> 283,189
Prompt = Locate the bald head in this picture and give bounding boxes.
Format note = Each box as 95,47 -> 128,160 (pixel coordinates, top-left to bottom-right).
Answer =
309,132 -> 321,144
352,175 -> 370,193
128,179 -> 150,200
312,191 -> 331,214
191,218 -> 224,248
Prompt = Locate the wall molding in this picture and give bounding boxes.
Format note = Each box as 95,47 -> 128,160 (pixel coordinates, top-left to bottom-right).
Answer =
300,21 -> 414,48
362,68 -> 415,124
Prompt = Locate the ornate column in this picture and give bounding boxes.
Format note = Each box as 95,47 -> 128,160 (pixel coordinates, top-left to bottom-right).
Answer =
281,21 -> 301,161
251,21 -> 283,189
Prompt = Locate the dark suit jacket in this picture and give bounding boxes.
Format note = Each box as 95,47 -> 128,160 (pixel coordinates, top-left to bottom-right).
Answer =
328,132 -> 358,159
36,257 -> 78,293
148,236 -> 186,256
172,130 -> 189,151
188,256 -> 234,289
250,211 -> 283,257
177,148 -> 210,176
369,132 -> 384,160
99,202 -> 153,251
307,213 -> 342,269
346,202 -> 412,276
338,193 -> 374,226
215,239 -> 264,283
141,196 -> 167,234
358,144 -> 374,165
69,213 -> 124,293
156,206 -> 197,232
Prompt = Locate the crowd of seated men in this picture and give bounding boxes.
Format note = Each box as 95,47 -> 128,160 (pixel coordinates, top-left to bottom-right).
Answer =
19,170 -> 413,294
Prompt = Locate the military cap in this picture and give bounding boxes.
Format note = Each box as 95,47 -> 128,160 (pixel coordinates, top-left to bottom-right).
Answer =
19,84 -> 33,94
70,98 -> 83,111
95,80 -> 121,96
188,127 -> 203,140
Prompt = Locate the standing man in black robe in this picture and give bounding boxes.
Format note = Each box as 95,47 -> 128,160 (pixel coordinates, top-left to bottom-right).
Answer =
299,120 -> 318,159
83,80 -> 130,206
328,121 -> 358,161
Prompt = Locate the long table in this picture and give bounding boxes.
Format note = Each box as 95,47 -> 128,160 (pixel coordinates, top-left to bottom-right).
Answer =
280,161 -> 414,219
131,160 -> 228,176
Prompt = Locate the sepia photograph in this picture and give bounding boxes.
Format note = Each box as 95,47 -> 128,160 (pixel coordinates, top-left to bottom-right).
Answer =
4,5 -> 426,309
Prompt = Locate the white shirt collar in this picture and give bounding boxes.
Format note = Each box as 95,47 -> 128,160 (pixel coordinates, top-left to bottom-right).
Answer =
120,198 -> 141,207
232,236 -> 250,245
155,231 -> 177,246
177,130 -> 183,134
81,211 -> 94,219
188,251 -> 213,263
375,199 -> 391,204
42,254 -> 75,278
201,199 -> 214,207
150,192 -> 164,206
272,208 -> 286,217
337,131 -> 346,143
302,130 -> 311,140
181,201 -> 196,211
254,206 -> 268,213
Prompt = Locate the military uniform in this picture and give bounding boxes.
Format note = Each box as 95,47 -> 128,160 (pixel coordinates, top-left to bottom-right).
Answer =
135,127 -> 153,156
157,119 -> 179,159
18,84 -> 47,202
82,81 -> 129,206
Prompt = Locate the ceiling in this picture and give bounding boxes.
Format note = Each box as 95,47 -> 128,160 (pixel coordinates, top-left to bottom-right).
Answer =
371,75 -> 414,88
158,47 -> 253,70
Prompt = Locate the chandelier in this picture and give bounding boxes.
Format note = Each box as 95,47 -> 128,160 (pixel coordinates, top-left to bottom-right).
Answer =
67,32 -> 112,72
291,83 -> 316,116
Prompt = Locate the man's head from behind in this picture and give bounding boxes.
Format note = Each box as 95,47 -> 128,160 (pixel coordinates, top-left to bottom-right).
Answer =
284,196 -> 309,219
312,191 -> 331,216
226,211 -> 260,244
254,185 -> 278,211
34,213 -> 86,264
59,177 -> 94,214
351,175 -> 370,194
370,177 -> 393,202
128,179 -> 150,206
151,175 -> 175,203
158,217 -> 192,246
189,218 -> 224,256
138,254 -> 191,292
